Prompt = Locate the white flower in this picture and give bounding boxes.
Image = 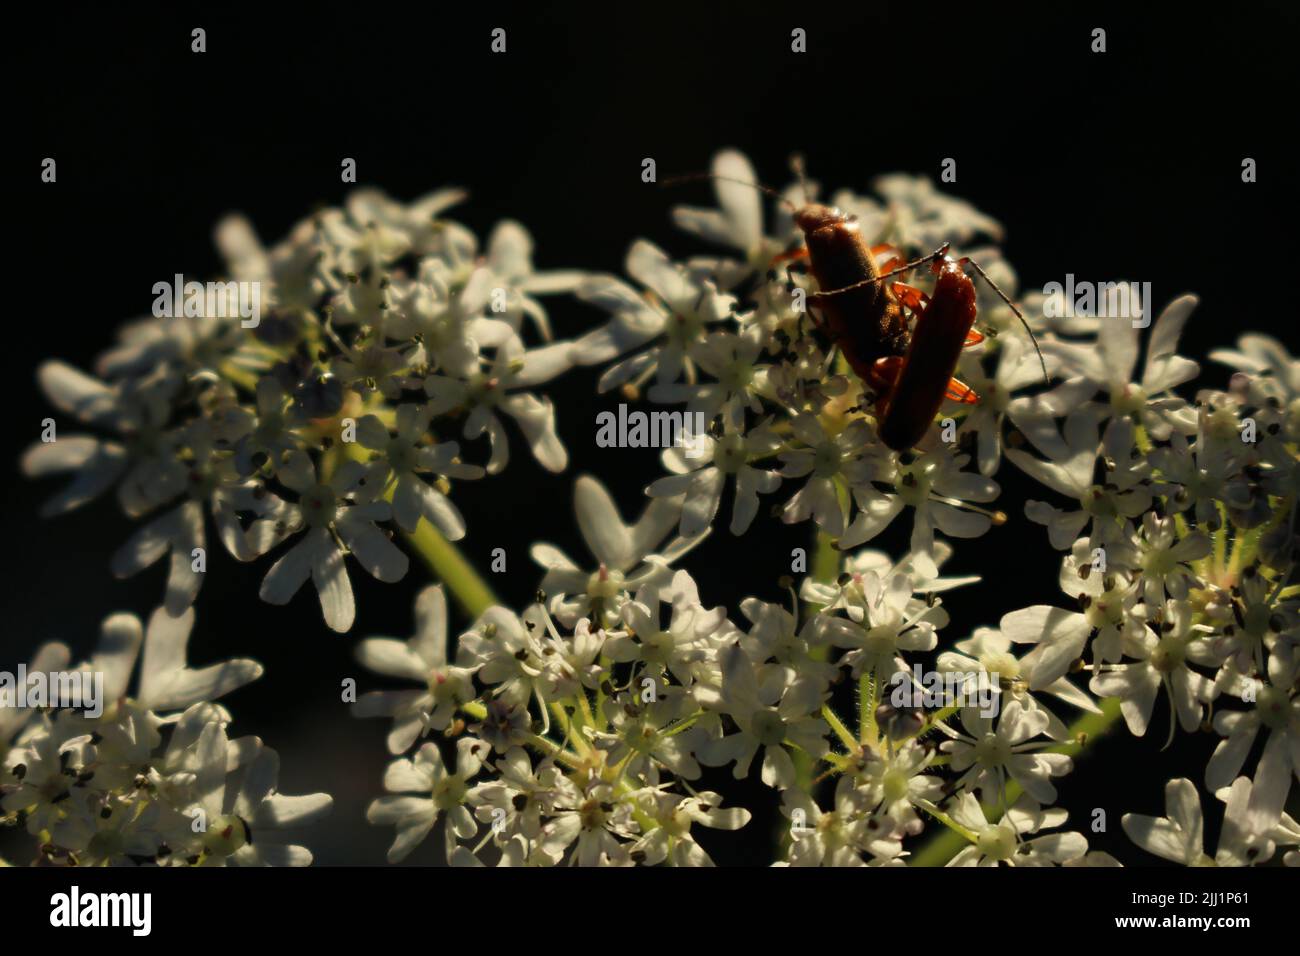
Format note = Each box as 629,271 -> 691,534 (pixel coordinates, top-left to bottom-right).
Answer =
258,450 -> 409,632
590,686 -> 704,782
109,421 -> 283,614
69,606 -> 263,721
571,240 -> 737,391
1210,333 -> 1300,412
939,620 -> 1100,742
0,642 -> 70,753
777,415 -> 875,537
1122,776 -> 1299,866
1043,294 -> 1200,439
993,605 -> 1094,694
466,746 -> 574,844
799,544 -> 978,623
226,377 -> 305,478
815,566 -> 944,686
1205,644 -> 1300,833
647,425 -> 783,537
22,361 -> 182,518
483,220 -> 587,339
423,333 -> 570,474
1056,537 -> 1147,665
872,174 -> 1004,249
956,332 -> 1066,476
458,607 -> 549,712
780,778 -> 902,866
609,572 -> 731,688
2,717 -> 95,836
341,187 -> 473,262
354,404 -> 484,539
946,793 -> 1088,867
533,780 -> 639,866
387,262 -> 506,376
354,585 -> 478,753
669,149 -> 788,280
367,737 -> 486,863
649,326 -> 769,429
840,449 -> 1000,579
187,724 -> 332,866
630,789 -> 750,866
852,740 -> 944,837
736,596 -> 836,714
1013,408 -> 1154,551
49,788 -> 191,867
1133,513 -> 1212,607
1089,599 -> 1215,741
694,643 -> 829,789
1150,418 -> 1249,529
937,698 -> 1071,805
530,475 -> 704,628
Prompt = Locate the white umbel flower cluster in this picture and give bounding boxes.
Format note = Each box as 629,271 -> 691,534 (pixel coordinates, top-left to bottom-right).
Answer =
17,152 -> 1298,867
23,190 -> 584,632
354,152 -> 1297,866
1,608 -> 330,866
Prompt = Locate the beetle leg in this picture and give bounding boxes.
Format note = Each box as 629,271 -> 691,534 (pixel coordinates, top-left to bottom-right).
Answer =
944,378 -> 980,404
964,328 -> 985,347
892,283 -> 929,311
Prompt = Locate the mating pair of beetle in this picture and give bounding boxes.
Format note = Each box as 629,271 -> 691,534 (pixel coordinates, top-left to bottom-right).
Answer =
668,160 -> 1048,452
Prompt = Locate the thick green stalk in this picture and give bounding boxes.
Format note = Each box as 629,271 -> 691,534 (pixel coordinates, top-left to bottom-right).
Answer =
403,519 -> 498,618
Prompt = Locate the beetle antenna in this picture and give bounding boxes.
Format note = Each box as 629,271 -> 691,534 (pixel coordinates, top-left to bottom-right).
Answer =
962,257 -> 1051,385
815,245 -> 952,295
659,172 -> 798,213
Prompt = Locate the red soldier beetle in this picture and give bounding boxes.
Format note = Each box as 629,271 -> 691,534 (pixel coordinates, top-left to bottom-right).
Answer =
663,159 -> 1048,451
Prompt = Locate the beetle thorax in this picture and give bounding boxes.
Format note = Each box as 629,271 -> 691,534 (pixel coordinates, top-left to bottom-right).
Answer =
794,203 -> 849,234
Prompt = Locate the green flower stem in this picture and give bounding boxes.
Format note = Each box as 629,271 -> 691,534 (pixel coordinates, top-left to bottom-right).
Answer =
403,520 -> 498,619
791,531 -> 844,791
1213,502 -> 1230,572
812,528 -> 841,590
908,697 -> 1123,866
823,703 -> 859,752
915,799 -> 979,843
575,693 -> 599,736
859,673 -> 878,745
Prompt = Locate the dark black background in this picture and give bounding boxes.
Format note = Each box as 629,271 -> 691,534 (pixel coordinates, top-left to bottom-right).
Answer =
10,2 -> 1298,866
